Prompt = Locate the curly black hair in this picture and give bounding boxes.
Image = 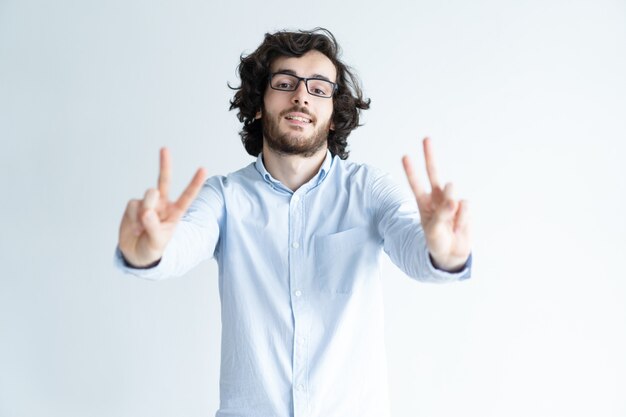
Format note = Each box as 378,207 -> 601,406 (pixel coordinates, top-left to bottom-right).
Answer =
229,28 -> 371,159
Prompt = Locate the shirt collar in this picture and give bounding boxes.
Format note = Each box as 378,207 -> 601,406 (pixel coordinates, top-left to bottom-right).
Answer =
254,149 -> 334,193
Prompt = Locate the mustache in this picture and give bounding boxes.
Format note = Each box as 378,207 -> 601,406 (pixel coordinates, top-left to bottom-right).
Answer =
280,107 -> 314,120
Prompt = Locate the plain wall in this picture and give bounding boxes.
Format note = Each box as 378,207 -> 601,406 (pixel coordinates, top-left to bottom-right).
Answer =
1,0 -> 625,416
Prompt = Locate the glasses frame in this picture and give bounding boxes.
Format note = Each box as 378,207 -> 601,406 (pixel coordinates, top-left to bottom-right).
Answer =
268,72 -> 338,98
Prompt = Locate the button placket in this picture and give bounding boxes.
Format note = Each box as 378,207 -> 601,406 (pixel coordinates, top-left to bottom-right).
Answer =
289,191 -> 309,416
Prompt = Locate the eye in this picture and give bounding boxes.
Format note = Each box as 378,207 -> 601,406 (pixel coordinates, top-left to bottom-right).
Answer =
272,74 -> 298,90
308,79 -> 333,97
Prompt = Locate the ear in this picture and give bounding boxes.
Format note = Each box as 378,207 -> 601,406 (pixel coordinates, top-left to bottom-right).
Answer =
255,110 -> 262,120
330,121 -> 335,131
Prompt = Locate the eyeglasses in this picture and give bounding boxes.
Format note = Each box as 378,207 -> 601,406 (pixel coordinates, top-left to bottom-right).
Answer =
268,72 -> 338,98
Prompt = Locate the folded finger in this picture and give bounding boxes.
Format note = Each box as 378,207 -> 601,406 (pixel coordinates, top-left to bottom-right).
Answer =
125,199 -> 143,236
142,188 -> 160,211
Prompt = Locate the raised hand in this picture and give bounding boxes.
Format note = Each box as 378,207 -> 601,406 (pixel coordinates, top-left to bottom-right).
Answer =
118,148 -> 207,267
402,138 -> 471,272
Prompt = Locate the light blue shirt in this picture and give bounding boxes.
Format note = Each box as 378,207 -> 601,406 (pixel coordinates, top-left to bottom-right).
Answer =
116,150 -> 471,417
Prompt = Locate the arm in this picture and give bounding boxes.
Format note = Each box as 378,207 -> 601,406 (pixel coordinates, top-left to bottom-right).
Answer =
372,137 -> 472,282
402,137 -> 472,272
115,148 -> 223,280
371,169 -> 470,283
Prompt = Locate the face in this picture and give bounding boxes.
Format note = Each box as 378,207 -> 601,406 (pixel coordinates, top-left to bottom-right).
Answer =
259,50 -> 337,157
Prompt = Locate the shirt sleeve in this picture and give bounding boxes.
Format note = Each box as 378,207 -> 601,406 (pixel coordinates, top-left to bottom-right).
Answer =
368,168 -> 472,283
113,176 -> 225,280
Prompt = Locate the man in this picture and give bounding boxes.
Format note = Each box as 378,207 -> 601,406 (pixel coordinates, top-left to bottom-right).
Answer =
116,28 -> 471,417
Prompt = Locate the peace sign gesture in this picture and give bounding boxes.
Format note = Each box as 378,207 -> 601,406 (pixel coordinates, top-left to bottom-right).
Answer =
118,148 -> 207,268
402,138 -> 471,272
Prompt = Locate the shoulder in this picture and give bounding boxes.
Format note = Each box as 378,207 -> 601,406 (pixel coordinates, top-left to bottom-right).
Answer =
202,162 -> 259,190
190,163 -> 259,207
334,157 -> 412,203
329,156 -> 387,186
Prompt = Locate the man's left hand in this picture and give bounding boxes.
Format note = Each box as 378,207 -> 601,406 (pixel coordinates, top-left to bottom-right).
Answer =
402,137 -> 471,272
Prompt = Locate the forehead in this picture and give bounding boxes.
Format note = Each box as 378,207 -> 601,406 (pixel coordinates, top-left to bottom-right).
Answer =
270,50 -> 337,81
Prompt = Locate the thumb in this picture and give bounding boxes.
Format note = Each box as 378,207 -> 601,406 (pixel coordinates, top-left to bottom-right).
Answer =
434,182 -> 457,222
140,188 -> 162,240
141,209 -> 161,238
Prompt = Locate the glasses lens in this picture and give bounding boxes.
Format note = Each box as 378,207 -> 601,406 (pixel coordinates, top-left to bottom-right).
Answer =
306,79 -> 334,98
271,74 -> 298,91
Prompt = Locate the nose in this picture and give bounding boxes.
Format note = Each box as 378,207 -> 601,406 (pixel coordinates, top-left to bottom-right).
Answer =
291,80 -> 309,106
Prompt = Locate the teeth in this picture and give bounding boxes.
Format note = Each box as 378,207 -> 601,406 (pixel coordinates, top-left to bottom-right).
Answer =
286,116 -> 311,123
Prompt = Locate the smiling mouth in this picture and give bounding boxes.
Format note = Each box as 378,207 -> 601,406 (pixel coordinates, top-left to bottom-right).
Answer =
285,115 -> 312,123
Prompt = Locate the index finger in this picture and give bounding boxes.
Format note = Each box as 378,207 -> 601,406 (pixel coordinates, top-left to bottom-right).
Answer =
423,137 -> 441,189
169,167 -> 207,220
402,155 -> 426,200
158,147 -> 171,200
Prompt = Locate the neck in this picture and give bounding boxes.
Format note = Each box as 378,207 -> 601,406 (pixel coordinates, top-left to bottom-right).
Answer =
261,143 -> 328,192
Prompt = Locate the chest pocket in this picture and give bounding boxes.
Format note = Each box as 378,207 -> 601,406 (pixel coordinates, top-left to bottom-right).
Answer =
314,227 -> 371,294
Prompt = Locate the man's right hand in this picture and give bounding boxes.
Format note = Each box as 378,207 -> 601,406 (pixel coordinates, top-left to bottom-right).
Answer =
118,148 -> 207,268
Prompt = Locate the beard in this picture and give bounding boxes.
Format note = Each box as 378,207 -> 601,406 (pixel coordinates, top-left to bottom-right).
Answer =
262,107 -> 331,157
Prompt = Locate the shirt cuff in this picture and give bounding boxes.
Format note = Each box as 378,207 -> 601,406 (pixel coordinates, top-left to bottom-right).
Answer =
426,249 -> 472,281
113,246 -> 167,280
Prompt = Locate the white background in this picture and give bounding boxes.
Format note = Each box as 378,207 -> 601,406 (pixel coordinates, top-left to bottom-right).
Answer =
1,0 -> 625,416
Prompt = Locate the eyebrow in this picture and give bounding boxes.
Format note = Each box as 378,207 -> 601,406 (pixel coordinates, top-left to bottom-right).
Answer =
274,68 -> 334,82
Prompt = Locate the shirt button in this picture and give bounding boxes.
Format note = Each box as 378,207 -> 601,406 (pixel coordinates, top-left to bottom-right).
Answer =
292,195 -> 300,203
294,290 -> 302,297
292,242 -> 300,249
296,384 -> 304,391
